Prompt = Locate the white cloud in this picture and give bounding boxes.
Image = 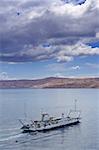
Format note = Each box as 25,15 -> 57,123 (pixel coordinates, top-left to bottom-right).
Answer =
96,32 -> 99,38
28,9 -> 45,20
57,55 -> 73,62
55,42 -> 99,62
10,42 -> 99,63
0,72 -> 8,80
93,0 -> 99,9
71,65 -> 80,70
0,72 -> 16,80
53,72 -> 66,78
51,0 -> 91,18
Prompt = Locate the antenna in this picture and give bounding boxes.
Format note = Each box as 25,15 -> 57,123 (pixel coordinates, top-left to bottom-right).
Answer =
24,100 -> 27,120
74,99 -> 77,111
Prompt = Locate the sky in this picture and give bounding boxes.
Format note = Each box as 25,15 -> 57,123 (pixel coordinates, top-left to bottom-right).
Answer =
0,0 -> 99,79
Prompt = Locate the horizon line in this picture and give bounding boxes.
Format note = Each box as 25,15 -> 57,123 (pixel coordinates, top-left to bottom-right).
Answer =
0,76 -> 99,81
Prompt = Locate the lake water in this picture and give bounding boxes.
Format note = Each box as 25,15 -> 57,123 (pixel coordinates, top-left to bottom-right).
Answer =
0,89 -> 99,150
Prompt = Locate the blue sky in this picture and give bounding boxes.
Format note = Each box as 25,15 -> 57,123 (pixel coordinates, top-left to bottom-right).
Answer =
0,0 -> 99,79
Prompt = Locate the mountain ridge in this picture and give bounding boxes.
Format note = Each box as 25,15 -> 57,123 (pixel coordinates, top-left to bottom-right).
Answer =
0,77 -> 99,89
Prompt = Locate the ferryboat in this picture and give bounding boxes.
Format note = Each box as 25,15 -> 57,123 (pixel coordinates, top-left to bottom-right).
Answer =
20,100 -> 81,133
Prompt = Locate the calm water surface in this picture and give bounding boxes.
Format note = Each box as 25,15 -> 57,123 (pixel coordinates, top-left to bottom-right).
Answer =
0,89 -> 99,150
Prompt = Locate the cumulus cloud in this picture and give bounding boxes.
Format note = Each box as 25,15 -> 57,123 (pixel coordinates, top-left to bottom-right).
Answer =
0,72 -> 16,80
96,32 -> 99,38
57,42 -> 99,56
53,72 -> 66,78
71,65 -> 80,70
0,0 -> 99,62
57,55 -> 73,62
0,72 -> 8,80
51,0 -> 90,17
56,42 -> 99,62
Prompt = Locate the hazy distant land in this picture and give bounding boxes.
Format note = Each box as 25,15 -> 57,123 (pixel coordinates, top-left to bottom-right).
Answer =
0,77 -> 99,89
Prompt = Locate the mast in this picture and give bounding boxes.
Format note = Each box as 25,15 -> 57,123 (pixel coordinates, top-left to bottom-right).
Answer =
74,99 -> 77,111
24,101 -> 27,120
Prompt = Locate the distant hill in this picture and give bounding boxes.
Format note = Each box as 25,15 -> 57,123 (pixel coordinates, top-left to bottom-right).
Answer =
0,77 -> 99,89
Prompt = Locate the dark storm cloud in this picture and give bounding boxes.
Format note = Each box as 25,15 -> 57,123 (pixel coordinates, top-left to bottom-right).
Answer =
0,0 -> 99,62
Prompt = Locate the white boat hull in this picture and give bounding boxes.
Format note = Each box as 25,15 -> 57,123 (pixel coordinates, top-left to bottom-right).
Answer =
22,118 -> 80,133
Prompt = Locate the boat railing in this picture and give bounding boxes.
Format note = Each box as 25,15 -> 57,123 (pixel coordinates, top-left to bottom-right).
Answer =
67,109 -> 81,119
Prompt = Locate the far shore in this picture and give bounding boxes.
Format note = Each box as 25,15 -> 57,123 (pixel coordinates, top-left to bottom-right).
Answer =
0,77 -> 99,89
